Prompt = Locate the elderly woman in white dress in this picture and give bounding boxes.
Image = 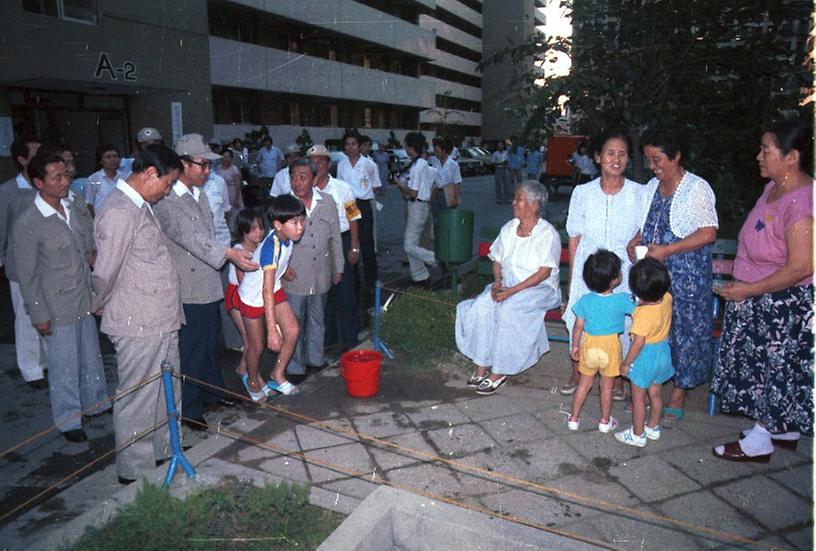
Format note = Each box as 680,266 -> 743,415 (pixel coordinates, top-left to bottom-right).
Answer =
456,181 -> 561,395
560,131 -> 651,398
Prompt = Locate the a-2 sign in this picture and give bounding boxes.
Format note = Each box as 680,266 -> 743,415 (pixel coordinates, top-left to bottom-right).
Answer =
93,52 -> 137,82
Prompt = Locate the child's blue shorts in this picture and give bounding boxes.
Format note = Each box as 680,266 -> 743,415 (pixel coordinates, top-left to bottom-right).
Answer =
629,339 -> 674,389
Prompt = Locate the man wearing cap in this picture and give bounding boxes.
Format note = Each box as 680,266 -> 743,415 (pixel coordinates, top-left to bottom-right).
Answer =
0,136 -> 48,388
337,131 -> 381,292
269,144 -> 301,198
308,145 -> 362,350
119,127 -> 164,178
154,134 -> 258,432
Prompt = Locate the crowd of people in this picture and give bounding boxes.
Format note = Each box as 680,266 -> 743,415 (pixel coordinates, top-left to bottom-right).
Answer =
0,117 -> 810,484
456,120 -> 812,460
0,126 -> 471,483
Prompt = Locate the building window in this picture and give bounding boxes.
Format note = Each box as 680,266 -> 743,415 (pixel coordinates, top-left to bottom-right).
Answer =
23,0 -> 96,24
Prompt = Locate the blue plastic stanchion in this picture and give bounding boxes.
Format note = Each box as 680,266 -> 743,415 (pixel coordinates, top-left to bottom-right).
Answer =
373,282 -> 393,359
160,361 -> 197,487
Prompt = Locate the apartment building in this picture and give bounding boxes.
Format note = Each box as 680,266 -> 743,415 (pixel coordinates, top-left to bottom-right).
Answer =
0,0 -> 540,177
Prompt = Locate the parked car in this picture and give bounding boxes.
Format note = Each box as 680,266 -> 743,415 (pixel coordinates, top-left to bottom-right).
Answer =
466,147 -> 494,174
387,148 -> 412,175
457,148 -> 487,177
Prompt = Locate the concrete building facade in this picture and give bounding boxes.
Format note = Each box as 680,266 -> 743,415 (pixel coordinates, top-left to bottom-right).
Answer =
0,0 -> 540,177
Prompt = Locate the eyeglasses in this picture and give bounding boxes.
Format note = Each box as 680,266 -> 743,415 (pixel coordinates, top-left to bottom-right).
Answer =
186,159 -> 213,169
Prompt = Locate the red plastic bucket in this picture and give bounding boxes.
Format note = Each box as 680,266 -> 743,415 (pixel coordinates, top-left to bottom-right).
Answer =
340,350 -> 382,398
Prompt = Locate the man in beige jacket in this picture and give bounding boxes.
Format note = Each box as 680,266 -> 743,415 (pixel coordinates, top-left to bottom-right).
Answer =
92,145 -> 184,484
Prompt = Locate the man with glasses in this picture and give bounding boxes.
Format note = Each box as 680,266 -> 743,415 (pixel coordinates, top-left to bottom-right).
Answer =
154,134 -> 258,433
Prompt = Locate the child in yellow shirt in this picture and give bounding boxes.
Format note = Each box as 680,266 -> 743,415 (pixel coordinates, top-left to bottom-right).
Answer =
616,258 -> 675,447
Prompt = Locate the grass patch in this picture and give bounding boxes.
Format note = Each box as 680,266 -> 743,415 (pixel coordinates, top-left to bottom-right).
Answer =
70,479 -> 344,551
379,271 -> 496,368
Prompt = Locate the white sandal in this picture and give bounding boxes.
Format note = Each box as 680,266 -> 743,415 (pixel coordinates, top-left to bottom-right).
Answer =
265,379 -> 300,396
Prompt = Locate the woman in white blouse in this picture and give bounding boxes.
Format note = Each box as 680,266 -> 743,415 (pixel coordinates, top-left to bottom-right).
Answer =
455,181 -> 561,395
561,131 -> 651,398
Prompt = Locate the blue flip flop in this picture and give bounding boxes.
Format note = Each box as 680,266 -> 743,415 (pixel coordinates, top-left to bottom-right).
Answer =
662,407 -> 685,422
240,374 -> 267,402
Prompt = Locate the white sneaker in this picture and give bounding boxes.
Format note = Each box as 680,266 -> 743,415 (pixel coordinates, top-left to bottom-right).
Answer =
615,427 -> 647,447
567,417 -> 580,431
598,417 -> 619,433
644,424 -> 661,440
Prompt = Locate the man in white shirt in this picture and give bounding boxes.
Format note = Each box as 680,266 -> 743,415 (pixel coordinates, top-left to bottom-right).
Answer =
308,145 -> 363,350
256,135 -> 283,198
337,131 -> 381,291
392,132 -> 437,285
0,137 -> 48,387
269,144 -> 302,198
85,143 -> 126,217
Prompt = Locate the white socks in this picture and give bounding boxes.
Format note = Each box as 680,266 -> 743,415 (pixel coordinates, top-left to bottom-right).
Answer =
737,423 -> 775,456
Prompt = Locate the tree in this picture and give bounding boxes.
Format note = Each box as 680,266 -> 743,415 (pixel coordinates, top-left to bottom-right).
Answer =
489,0 -> 813,225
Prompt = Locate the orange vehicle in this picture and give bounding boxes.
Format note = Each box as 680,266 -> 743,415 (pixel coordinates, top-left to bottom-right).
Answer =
540,134 -> 588,197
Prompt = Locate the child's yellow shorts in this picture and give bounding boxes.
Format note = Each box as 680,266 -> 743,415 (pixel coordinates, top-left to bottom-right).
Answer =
578,333 -> 621,377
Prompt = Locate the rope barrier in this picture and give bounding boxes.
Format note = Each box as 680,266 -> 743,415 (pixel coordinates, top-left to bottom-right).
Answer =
0,371 -> 163,459
0,420 -> 166,524
178,414 -> 621,551
178,372 -> 781,550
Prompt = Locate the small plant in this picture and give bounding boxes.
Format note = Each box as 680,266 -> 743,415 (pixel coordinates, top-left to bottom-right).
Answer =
295,129 -> 313,151
70,479 -> 344,550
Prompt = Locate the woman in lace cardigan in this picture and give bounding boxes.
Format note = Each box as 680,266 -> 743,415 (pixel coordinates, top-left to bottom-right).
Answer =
628,127 -> 718,422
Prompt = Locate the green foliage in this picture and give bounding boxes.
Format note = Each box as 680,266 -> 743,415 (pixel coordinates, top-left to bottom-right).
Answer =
295,128 -> 314,150
488,1 -> 813,222
70,479 -> 343,551
380,289 -> 458,368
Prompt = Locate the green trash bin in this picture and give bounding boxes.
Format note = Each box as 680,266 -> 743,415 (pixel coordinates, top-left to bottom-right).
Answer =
435,210 -> 474,291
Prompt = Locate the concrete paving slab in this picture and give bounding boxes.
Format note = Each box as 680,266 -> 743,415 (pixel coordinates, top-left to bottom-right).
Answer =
303,442 -> 376,483
402,402 -> 472,430
367,432 -> 438,471
562,429 -> 645,463
713,476 -> 811,531
584,505 -> 703,551
348,410 -> 415,438
780,526 -> 814,550
453,394 -> 525,422
383,462 -> 465,496
478,412 -> 554,446
656,490 -> 762,547
767,463 -> 813,501
609,454 -> 702,503
424,423 -> 497,458
662,443 -> 765,486
295,423 -> 358,450
498,437 -> 592,483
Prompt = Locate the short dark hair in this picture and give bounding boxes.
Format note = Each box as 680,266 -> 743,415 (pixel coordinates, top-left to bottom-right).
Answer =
11,137 -> 40,170
582,249 -> 622,293
629,258 -> 671,302
268,194 -> 306,224
27,150 -> 65,183
236,207 -> 264,240
641,126 -> 687,164
131,144 -> 183,177
95,143 -> 120,165
360,135 -> 372,146
765,119 -> 813,173
222,149 -> 233,158
261,135 -> 272,145
342,130 -> 360,145
404,132 -> 425,153
288,157 -> 317,176
434,136 -> 453,154
592,129 -> 632,158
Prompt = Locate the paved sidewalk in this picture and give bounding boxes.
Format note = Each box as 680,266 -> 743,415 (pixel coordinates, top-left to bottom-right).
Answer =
2,331 -> 811,550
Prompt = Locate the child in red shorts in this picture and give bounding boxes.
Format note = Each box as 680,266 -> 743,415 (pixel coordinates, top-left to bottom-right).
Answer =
237,195 -> 305,399
226,208 -> 264,385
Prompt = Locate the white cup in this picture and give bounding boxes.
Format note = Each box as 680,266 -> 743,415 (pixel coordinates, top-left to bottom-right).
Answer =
635,245 -> 648,260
